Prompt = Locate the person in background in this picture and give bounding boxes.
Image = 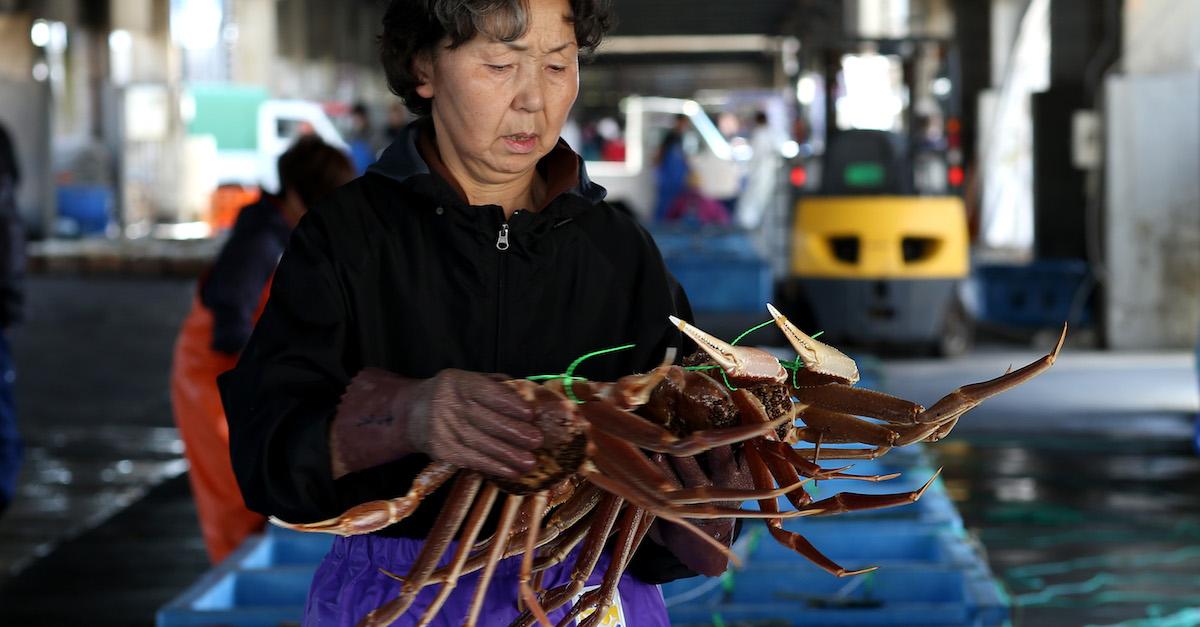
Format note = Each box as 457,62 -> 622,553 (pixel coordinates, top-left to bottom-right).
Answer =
736,111 -> 783,230
654,113 -> 691,222
347,102 -> 377,175
597,116 -> 626,161
383,100 -> 411,145
170,136 -> 354,563
0,120 -> 25,517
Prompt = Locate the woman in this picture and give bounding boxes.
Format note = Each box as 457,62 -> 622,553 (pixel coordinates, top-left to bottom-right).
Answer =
171,136 -> 354,563
220,1 -> 745,624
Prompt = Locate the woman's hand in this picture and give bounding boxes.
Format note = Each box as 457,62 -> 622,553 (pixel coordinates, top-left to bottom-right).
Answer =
405,369 -> 543,478
330,368 -> 543,480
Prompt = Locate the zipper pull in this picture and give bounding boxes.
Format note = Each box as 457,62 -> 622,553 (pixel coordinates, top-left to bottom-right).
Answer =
496,223 -> 510,251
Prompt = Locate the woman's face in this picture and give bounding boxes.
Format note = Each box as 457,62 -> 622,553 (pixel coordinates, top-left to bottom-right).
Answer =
415,0 -> 579,189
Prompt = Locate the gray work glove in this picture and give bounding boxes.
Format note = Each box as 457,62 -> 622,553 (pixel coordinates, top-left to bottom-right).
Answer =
331,368 -> 543,480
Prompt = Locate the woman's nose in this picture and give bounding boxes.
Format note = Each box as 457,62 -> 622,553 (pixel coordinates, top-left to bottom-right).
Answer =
512,66 -> 545,113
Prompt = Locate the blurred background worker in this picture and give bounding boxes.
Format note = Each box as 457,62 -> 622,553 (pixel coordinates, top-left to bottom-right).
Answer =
0,120 -> 24,518
735,111 -> 783,231
654,114 -> 691,222
346,102 -> 377,175
170,136 -> 354,564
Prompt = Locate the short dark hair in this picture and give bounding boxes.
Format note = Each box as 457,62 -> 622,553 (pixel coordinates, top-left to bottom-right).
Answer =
276,136 -> 356,209
379,0 -> 614,117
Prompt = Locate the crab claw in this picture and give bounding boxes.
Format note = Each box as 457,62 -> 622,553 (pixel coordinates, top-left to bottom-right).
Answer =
767,303 -> 859,385
669,315 -> 787,384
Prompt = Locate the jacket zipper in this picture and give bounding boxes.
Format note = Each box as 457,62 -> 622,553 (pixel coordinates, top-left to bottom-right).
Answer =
494,215 -> 513,371
496,223 -> 510,250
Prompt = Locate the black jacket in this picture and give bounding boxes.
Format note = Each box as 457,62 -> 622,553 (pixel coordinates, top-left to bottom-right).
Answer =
200,196 -> 291,354
219,121 -> 698,582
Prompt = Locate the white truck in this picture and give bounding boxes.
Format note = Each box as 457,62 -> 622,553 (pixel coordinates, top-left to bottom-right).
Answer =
183,86 -> 347,194
583,96 -> 747,221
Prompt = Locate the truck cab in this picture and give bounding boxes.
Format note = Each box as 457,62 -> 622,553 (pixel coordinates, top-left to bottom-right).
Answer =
583,96 -> 746,222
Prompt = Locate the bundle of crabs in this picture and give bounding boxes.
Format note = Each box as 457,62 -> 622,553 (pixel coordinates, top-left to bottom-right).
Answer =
275,304 -> 1065,627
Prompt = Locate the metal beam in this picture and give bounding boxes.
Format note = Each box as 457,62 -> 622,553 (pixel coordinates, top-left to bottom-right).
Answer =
598,34 -> 780,56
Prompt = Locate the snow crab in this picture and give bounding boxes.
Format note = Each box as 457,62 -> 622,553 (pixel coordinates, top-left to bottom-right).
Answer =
272,305 -> 1065,627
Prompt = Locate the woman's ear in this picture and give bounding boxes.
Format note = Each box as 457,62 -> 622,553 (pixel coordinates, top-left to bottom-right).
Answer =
281,188 -> 306,227
413,52 -> 435,99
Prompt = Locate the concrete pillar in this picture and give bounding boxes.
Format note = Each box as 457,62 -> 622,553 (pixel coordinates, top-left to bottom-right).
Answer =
229,0 -> 275,86
1028,0 -> 1110,260
1101,0 -> 1200,348
954,0 -> 990,200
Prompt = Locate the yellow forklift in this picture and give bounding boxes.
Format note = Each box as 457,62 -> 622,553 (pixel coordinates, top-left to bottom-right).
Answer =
779,39 -> 972,356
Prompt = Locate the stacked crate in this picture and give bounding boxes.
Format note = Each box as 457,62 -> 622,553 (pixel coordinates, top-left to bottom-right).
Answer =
157,526 -> 331,626
648,227 -> 773,315
974,259 -> 1092,329
662,445 -> 1009,626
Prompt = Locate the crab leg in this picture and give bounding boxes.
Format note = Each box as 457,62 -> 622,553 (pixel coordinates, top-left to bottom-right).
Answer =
579,400 -> 793,455
532,499 -> 617,573
587,431 -> 819,519
415,483 -> 499,627
515,494 -> 624,627
889,330 -> 1063,447
579,462 -> 742,565
518,493 -> 553,627
424,489 -> 601,587
472,483 -> 599,555
271,461 -> 457,536
360,472 -> 482,627
802,469 -> 942,517
788,445 -> 893,460
465,494 -> 525,627
554,507 -> 652,627
770,444 -> 899,482
667,479 -> 813,505
756,441 -> 814,510
792,384 -> 922,424
910,325 -> 1066,430
579,511 -> 656,627
746,441 -> 876,577
795,406 -> 900,446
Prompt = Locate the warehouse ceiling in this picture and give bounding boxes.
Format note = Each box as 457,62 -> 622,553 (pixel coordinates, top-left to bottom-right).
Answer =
608,0 -> 844,39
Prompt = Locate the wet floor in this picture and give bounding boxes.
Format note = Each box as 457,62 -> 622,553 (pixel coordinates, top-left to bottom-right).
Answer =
0,275 -> 1196,626
885,346 -> 1200,627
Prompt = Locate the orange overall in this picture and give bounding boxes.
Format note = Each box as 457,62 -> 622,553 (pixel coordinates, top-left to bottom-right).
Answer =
170,282 -> 271,564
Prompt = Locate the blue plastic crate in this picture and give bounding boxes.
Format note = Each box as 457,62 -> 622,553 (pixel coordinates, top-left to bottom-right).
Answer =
667,567 -> 1005,626
664,254 -> 773,313
157,564 -> 315,626
55,185 -> 112,236
238,530 -> 332,568
975,259 -> 1092,328
747,520 -> 978,570
648,227 -> 762,261
158,531 -> 328,627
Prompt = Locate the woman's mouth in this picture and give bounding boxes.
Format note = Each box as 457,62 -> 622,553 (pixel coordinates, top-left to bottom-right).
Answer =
503,133 -> 539,154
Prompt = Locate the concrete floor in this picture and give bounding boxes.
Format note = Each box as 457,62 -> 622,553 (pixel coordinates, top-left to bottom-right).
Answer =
0,275 -> 1196,626
884,344 -> 1200,627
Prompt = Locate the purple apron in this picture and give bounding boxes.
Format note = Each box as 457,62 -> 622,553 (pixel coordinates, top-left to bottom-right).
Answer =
304,534 -> 670,626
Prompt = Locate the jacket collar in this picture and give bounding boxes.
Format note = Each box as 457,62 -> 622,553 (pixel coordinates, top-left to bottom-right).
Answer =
367,118 -> 606,208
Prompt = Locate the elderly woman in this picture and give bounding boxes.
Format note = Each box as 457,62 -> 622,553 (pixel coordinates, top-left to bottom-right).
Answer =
220,0 -> 746,624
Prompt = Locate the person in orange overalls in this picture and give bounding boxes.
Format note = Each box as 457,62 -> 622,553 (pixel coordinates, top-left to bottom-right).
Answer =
171,136 -> 354,563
